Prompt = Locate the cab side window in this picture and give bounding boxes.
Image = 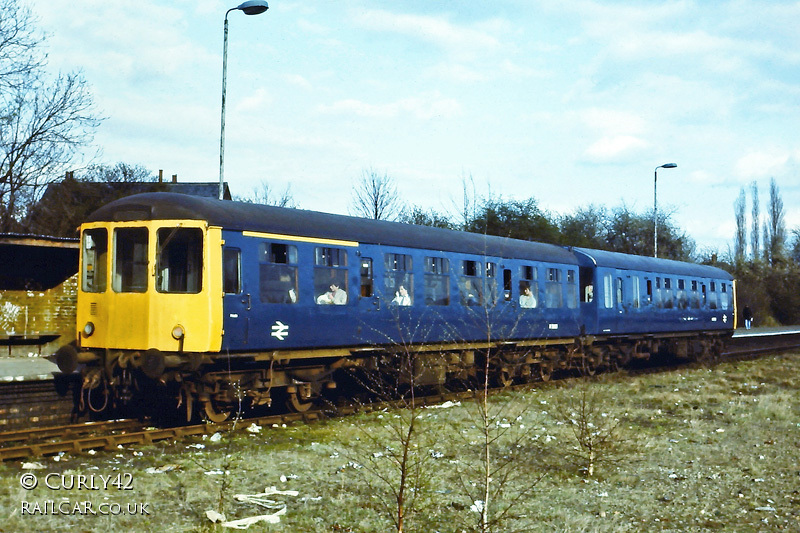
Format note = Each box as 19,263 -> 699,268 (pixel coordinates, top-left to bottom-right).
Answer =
157,228 -> 203,294
113,227 -> 148,293
223,248 -> 241,294
82,228 -> 108,293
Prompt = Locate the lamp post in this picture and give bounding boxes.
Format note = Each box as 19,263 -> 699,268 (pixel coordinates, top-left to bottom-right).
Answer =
654,162 -> 677,258
219,0 -> 269,200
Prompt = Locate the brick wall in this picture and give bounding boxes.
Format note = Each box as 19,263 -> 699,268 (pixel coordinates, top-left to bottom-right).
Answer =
0,275 -> 77,357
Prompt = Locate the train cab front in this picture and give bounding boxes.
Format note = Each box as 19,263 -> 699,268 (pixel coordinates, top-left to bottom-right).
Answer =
54,219 -> 224,417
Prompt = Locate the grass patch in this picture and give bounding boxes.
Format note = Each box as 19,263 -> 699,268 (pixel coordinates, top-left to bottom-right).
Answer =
1,352 -> 799,532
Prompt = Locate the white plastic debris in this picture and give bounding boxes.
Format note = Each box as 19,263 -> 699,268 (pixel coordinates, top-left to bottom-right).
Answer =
470,500 -> 485,514
187,443 -> 206,450
427,400 -> 461,409
246,423 -> 262,434
205,487 -> 299,529
21,462 -> 46,470
209,432 -> 223,442
146,464 -> 180,474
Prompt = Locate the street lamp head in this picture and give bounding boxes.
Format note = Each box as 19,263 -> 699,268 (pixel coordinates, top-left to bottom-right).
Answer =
235,0 -> 268,15
659,163 -> 677,169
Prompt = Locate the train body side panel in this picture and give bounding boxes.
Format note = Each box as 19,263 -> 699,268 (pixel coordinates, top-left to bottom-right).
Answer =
219,233 -> 584,353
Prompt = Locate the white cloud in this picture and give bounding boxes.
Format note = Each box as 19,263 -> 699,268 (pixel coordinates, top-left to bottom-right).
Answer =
735,150 -> 791,181
352,8 -> 501,60
584,135 -> 649,162
317,94 -> 461,120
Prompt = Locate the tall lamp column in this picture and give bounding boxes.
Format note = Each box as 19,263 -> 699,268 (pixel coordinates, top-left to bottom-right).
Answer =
654,162 -> 677,258
219,0 -> 269,200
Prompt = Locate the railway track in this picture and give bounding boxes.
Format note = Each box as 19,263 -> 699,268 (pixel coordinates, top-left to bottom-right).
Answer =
1,330 -> 798,462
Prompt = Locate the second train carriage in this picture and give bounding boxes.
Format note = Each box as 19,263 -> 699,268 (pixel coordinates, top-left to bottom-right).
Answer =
55,193 -> 736,420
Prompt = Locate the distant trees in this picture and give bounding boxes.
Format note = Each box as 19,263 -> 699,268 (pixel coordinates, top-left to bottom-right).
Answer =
0,0 -> 101,231
732,178 -> 799,326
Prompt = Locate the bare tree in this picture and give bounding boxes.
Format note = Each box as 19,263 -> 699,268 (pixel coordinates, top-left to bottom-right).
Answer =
766,177 -> 786,266
0,0 -> 101,231
350,168 -> 402,220
338,309 -> 440,532
236,180 -> 297,208
734,188 -> 747,264
750,181 -> 760,261
456,172 -> 478,231
0,0 -> 44,90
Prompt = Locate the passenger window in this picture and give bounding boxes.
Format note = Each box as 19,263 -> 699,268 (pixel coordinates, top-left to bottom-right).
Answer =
519,265 -> 538,308
113,227 -> 148,293
654,277 -> 663,308
603,274 -> 613,309
708,281 -> 718,309
223,248 -> 241,294
615,277 -> 623,309
385,253 -> 413,306
690,280 -> 701,309
631,276 -> 640,309
360,258 -> 373,298
566,269 -> 578,309
82,228 -> 108,293
720,283 -> 729,310
157,228 -> 203,294
259,243 -> 298,304
485,262 -> 498,305
646,278 -> 653,305
424,256 -> 450,306
663,278 -> 674,308
460,260 -> 483,306
580,267 -> 593,303
545,268 -> 563,308
315,247 -> 348,305
677,279 -> 688,309
503,269 -> 512,301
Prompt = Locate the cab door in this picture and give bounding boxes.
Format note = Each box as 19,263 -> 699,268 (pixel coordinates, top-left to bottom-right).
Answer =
222,246 -> 250,348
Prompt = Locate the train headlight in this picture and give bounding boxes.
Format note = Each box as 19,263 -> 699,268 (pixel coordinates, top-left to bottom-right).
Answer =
83,322 -> 95,337
171,325 -> 185,340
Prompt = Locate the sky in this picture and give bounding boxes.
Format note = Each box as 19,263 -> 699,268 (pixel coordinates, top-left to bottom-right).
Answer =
26,0 -> 800,254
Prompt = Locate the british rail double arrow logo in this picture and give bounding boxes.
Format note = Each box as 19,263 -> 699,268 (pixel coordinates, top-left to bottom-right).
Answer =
271,321 -> 289,341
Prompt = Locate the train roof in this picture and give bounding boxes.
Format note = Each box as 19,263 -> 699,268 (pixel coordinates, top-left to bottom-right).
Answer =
574,247 -> 734,280
86,193 -> 580,265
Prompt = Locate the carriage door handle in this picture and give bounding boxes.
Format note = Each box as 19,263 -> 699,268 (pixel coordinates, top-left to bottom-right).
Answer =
242,293 -> 251,311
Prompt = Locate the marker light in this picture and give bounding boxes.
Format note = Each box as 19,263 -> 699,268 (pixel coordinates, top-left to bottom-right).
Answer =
171,325 -> 185,340
83,322 -> 95,337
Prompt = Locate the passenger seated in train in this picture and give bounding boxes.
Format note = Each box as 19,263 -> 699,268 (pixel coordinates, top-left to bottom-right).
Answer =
317,282 -> 347,305
391,285 -> 412,306
519,284 -> 536,308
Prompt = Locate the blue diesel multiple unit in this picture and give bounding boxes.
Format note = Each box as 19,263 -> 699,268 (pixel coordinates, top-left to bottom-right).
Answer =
56,193 -> 735,420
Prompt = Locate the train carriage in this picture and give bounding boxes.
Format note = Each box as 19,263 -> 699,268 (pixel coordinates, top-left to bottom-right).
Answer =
55,192 -> 735,421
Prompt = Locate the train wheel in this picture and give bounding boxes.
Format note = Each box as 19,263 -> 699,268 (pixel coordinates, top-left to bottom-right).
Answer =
285,383 -> 316,412
202,399 -> 232,423
494,367 -> 514,388
537,361 -> 553,382
286,391 -> 314,412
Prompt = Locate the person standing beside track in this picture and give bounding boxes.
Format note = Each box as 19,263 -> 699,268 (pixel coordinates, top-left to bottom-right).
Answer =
743,305 -> 753,329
